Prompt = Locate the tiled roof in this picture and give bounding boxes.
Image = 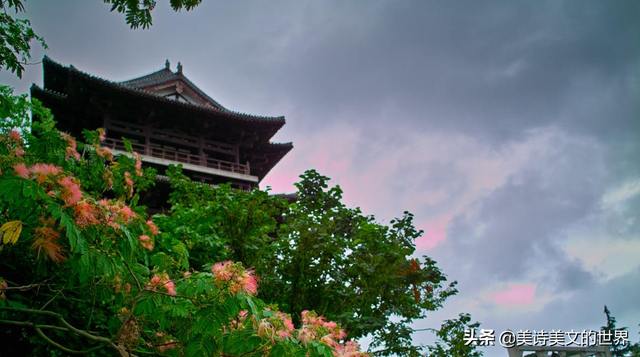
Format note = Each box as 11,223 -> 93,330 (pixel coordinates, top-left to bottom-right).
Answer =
120,66 -> 230,111
42,56 -> 286,124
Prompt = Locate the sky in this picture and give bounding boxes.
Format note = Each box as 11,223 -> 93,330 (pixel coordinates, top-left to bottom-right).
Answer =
2,1 -> 640,356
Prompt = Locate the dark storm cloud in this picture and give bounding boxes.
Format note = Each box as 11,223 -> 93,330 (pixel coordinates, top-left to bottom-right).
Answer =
225,0 -> 640,141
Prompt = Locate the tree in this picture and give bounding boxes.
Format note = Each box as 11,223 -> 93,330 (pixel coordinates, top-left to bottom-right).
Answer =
426,313 -> 483,357
602,306 -> 640,357
0,87 -> 370,356
1,0 -> 203,78
0,0 -> 47,78
103,0 -> 205,29
159,169 -> 459,356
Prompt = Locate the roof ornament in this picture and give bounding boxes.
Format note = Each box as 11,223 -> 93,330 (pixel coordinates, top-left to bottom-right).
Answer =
177,62 -> 183,74
165,59 -> 170,70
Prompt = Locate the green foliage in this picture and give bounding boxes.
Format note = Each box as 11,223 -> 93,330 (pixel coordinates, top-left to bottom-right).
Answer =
0,86 -> 370,357
160,168 -> 459,356
426,313 -> 483,357
602,306 -> 640,357
0,0 -> 47,78
103,0 -> 204,29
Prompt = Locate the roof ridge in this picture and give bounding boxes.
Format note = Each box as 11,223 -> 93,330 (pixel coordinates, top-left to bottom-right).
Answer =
30,84 -> 68,99
171,72 -> 231,112
65,65 -> 286,122
120,67 -> 173,84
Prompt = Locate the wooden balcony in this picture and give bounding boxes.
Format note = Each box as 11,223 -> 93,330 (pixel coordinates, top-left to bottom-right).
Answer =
103,137 -> 250,175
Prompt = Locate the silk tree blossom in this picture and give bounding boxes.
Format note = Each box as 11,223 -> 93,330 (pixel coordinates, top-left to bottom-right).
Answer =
7,130 -> 21,142
139,234 -> 154,251
212,261 -> 258,296
97,128 -> 106,142
58,176 -> 83,206
257,310 -> 295,342
228,310 -> 250,331
133,152 -> 143,176
333,341 -> 369,357
0,278 -> 7,299
113,276 -> 132,293
60,132 -> 81,160
124,171 -> 134,196
103,171 -> 114,190
146,220 -> 159,235
73,200 -> 100,228
14,163 -> 29,179
13,163 -> 63,184
31,225 -> 65,263
29,163 -> 63,183
95,146 -> 113,161
298,310 -> 348,353
98,199 -> 136,230
148,272 -> 177,295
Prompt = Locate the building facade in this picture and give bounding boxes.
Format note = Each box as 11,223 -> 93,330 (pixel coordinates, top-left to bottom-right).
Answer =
31,57 -> 292,197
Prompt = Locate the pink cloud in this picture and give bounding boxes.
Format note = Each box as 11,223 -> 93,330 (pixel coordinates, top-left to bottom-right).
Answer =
492,284 -> 536,305
262,125 -> 360,194
415,215 -> 453,250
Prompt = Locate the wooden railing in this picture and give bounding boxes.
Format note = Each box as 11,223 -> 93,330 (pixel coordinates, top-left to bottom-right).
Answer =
103,138 -> 250,175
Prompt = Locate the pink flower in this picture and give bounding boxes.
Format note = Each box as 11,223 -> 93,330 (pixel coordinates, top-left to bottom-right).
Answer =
212,261 -> 259,296
133,152 -> 142,168
238,272 -> 258,295
323,321 -> 338,330
139,235 -> 154,251
60,133 -> 80,160
119,205 -> 134,222
148,273 -> 176,295
15,147 -> 24,157
58,177 -> 82,206
95,146 -> 112,161
284,317 -> 295,333
97,128 -> 106,142
212,261 -> 234,282
14,163 -> 29,179
8,130 -> 21,142
73,200 -> 100,228
146,220 -> 159,235
29,163 -> 62,183
164,280 -> 176,295
124,172 -> 134,195
333,329 -> 347,340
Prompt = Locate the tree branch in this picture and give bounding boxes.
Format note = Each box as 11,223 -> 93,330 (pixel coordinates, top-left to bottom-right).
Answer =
0,306 -> 122,353
34,327 -> 105,355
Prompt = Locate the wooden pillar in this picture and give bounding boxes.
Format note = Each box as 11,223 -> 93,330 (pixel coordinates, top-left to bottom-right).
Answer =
103,114 -> 110,140
144,127 -> 151,155
197,136 -> 205,164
